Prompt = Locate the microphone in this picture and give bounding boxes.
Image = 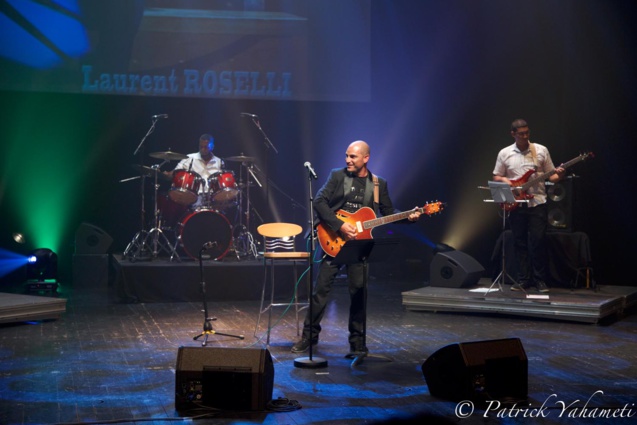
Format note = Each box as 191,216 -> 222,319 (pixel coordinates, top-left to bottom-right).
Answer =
240,112 -> 258,118
304,161 -> 318,179
202,241 -> 217,250
152,114 -> 168,119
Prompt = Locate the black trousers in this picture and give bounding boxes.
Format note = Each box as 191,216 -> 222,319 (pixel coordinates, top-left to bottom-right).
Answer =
302,258 -> 366,346
508,203 -> 549,284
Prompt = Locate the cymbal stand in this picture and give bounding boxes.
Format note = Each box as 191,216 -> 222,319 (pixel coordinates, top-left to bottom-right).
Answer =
142,164 -> 181,261
194,242 -> 244,346
124,117 -> 159,261
233,161 -> 260,259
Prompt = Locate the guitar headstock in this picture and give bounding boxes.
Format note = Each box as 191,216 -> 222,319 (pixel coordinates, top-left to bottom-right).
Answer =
421,201 -> 445,216
581,152 -> 595,161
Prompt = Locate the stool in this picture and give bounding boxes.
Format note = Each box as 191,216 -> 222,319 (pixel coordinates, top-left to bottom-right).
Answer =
254,223 -> 310,345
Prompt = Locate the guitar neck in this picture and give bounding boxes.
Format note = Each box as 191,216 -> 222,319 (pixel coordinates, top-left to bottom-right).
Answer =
363,208 -> 421,230
521,154 -> 587,190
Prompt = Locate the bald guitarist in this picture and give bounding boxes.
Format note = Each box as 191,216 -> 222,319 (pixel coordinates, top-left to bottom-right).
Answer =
291,140 -> 422,356
493,119 -> 566,294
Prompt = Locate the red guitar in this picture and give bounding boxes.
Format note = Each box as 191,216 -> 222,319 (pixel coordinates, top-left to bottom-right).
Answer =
317,201 -> 445,257
502,152 -> 594,211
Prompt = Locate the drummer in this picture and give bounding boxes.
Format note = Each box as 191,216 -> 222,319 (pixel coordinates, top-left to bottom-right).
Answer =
165,134 -> 224,207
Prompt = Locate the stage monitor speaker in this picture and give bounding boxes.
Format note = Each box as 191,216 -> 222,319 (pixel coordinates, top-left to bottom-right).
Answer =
175,346 -> 274,412
422,338 -> 528,403
547,178 -> 573,232
429,250 -> 484,288
75,223 -> 113,255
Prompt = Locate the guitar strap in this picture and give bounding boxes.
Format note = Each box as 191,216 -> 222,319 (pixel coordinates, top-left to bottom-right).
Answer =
529,142 -> 539,168
373,174 -> 379,204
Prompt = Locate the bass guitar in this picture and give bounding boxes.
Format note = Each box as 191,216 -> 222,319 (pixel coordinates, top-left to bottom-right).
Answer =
502,152 -> 594,212
317,201 -> 445,257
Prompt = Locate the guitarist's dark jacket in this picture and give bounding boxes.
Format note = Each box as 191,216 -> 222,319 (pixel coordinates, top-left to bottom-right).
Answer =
314,167 -> 400,233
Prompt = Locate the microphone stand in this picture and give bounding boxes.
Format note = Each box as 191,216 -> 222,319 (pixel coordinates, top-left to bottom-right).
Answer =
248,117 -> 277,221
250,116 -> 278,154
124,117 -> 159,261
294,165 -> 327,368
193,242 -> 245,346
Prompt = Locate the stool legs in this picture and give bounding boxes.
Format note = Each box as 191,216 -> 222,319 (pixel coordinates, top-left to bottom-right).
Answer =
254,258 -> 308,345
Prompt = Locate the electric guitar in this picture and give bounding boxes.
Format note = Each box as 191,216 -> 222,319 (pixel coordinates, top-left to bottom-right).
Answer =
502,152 -> 594,212
317,201 -> 445,257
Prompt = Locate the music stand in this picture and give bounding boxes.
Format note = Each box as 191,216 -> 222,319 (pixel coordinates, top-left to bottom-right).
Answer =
484,182 -> 527,293
332,238 -> 399,367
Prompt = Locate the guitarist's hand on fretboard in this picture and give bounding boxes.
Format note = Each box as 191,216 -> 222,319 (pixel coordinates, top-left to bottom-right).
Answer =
407,206 -> 422,222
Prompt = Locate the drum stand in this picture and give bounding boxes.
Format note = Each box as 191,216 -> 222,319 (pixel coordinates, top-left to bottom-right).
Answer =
143,165 -> 181,261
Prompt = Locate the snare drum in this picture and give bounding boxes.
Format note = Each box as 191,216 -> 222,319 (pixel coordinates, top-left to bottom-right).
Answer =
169,170 -> 202,205
208,170 -> 239,204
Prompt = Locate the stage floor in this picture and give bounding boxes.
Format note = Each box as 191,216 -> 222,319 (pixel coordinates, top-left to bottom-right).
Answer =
402,279 -> 637,324
1,277 -> 636,425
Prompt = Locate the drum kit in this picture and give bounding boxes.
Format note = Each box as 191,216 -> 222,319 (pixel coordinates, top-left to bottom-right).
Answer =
123,150 -> 261,262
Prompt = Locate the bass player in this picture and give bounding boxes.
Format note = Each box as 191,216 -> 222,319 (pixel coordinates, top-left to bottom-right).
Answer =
493,119 -> 565,293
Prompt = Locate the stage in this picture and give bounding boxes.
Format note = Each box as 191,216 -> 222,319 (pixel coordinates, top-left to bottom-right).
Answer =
108,254 -> 309,303
0,292 -> 67,324
402,279 -> 637,324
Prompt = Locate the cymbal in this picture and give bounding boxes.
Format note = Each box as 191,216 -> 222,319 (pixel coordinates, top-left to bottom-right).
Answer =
225,155 -> 256,163
149,150 -> 188,160
131,164 -> 171,181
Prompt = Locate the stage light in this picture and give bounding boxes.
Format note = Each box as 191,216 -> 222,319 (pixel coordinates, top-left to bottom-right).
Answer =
13,233 -> 26,244
433,243 -> 455,254
26,248 -> 58,282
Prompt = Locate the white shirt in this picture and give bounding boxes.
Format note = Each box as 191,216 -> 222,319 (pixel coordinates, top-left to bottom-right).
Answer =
493,142 -> 555,207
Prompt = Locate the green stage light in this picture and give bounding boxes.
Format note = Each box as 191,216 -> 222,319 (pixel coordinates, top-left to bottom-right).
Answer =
2,95 -> 94,254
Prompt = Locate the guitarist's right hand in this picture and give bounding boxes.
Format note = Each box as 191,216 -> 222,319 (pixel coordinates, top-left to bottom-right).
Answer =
340,222 -> 358,240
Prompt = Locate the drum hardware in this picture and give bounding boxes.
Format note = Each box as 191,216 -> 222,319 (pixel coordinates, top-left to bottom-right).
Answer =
175,210 -> 233,260
207,170 -> 240,209
142,164 -> 182,261
225,154 -> 257,163
231,157 -> 262,259
169,169 -> 203,205
125,118 -> 177,261
149,150 -> 188,161
124,149 -> 186,261
131,164 -> 172,181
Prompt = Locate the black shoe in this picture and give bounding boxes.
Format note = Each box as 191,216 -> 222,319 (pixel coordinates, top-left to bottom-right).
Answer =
291,338 -> 317,353
348,343 -> 369,355
536,281 -> 550,293
510,282 -> 530,292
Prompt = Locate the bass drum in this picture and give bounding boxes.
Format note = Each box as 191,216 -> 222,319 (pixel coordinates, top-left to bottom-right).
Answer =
179,210 -> 232,260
